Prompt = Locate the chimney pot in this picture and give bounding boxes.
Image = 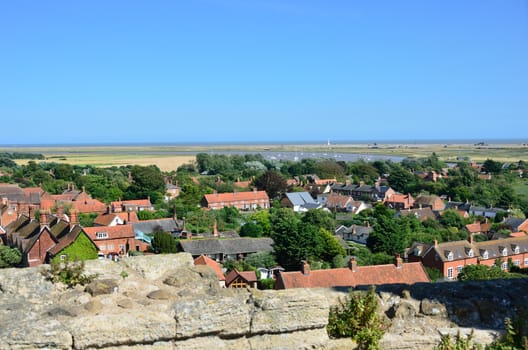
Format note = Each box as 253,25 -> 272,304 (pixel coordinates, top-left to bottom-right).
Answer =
301,260 -> 311,275
394,253 -> 403,268
348,257 -> 359,272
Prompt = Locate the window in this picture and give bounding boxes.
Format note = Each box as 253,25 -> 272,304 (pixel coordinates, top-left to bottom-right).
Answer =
95,231 -> 109,239
481,250 -> 489,259
447,251 -> 454,261
457,266 -> 463,274
467,249 -> 474,258
513,246 -> 520,254
501,262 -> 508,270
524,258 -> 528,267
60,254 -> 67,261
447,267 -> 453,279
107,244 -> 114,251
513,260 -> 520,266
501,248 -> 508,257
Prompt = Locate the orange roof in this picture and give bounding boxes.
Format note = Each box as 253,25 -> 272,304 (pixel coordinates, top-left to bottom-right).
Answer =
510,232 -> 526,237
72,199 -> 107,213
194,255 -> 225,281
203,191 -> 269,205
386,193 -> 413,204
277,262 -> 429,289
111,199 -> 152,207
313,178 -> 336,185
83,224 -> 135,240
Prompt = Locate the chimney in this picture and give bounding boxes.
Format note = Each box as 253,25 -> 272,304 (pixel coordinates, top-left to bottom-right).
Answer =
394,253 -> 403,268
348,257 -> 359,272
40,210 -> 48,229
434,239 -> 438,247
70,209 -> 79,225
253,187 -> 257,193
126,211 -> 131,224
301,260 -> 310,275
213,218 -> 218,237
468,233 -> 474,244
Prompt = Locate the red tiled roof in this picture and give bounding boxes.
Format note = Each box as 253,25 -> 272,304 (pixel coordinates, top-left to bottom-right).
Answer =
111,199 -> 152,207
204,191 -> 269,205
194,255 -> 225,281
225,268 -> 257,285
83,224 -> 135,240
326,194 -> 352,208
72,199 -> 107,213
313,178 -> 335,185
277,262 -> 429,289
510,232 -> 526,237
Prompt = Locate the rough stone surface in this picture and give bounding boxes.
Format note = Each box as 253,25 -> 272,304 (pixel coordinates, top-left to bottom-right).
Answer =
1,254 -> 527,349
84,279 -> 119,296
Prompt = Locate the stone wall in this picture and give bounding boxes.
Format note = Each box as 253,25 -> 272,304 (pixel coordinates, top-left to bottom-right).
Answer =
0,253 -> 527,349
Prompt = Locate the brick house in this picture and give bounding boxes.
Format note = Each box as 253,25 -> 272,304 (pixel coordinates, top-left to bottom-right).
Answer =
110,199 -> 154,213
407,236 -> 528,280
413,194 -> 445,211
83,224 -> 150,255
225,269 -> 258,288
202,189 -> 270,210
384,193 -> 414,210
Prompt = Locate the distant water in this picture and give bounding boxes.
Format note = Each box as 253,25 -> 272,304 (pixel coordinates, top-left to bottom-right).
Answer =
1,138 -> 526,148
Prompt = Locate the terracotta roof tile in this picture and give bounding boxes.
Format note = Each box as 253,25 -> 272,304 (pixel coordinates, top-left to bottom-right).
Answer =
203,191 -> 269,205
277,262 -> 429,289
194,255 -> 225,281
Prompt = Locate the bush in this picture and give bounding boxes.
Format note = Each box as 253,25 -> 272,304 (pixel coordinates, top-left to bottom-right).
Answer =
434,330 -> 482,350
259,278 -> 275,290
0,245 -> 22,268
151,231 -> 178,254
41,257 -> 96,288
327,286 -> 386,350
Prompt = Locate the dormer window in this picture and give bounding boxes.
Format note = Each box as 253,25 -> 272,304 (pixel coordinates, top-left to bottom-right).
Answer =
95,231 -> 109,239
481,250 -> 489,259
414,247 -> 422,256
501,247 -> 508,257
447,251 -> 454,261
467,249 -> 474,258
512,245 -> 520,254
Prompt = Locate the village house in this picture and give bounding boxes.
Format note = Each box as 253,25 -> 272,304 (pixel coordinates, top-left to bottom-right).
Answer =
502,217 -> 528,233
407,236 -> 528,280
281,192 -> 321,212
465,220 -> 492,237
468,205 -> 507,220
318,194 -> 369,214
275,255 -> 429,289
384,193 -> 414,210
40,185 -> 107,214
4,210 -> 98,266
413,194 -> 445,211
335,224 -> 372,245
398,207 -> 437,222
93,211 -> 139,227
201,189 -> 270,210
194,254 -> 226,287
179,237 -> 273,262
225,269 -> 258,288
83,224 -> 150,256
110,198 -> 154,213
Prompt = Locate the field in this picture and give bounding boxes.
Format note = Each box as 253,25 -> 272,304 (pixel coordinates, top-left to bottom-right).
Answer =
3,142 -> 528,172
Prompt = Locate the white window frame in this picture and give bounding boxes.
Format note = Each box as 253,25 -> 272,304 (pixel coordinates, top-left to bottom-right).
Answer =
513,246 -> 520,254
501,262 -> 508,270
524,258 -> 528,267
447,267 -> 453,279
447,252 -> 454,261
60,254 -> 67,261
95,231 -> 109,239
467,249 -> 474,258
456,265 -> 463,274
482,251 -> 489,259
502,248 -> 508,257
513,259 -> 520,266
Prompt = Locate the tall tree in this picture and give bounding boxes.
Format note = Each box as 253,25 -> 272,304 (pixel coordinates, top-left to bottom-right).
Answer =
254,170 -> 287,200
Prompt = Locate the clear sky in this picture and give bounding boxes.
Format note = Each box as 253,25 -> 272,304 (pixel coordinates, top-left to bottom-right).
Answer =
1,1 -> 527,145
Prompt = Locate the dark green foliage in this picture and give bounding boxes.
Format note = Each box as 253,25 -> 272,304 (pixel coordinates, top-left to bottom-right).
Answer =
367,205 -> 410,255
41,257 -> 96,288
0,152 -> 44,160
327,286 -> 386,350
425,267 -> 443,282
79,213 -> 98,227
457,264 -> 510,281
302,209 -> 335,232
253,170 -> 287,200
151,231 -> 178,254
240,222 -> 264,237
0,245 -> 22,268
244,252 -> 277,269
259,278 -> 275,289
124,165 -> 165,203
313,160 -> 346,180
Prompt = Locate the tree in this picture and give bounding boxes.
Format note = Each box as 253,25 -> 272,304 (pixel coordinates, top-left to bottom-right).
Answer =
270,208 -> 322,270
482,159 -> 503,174
124,165 -> 165,202
254,170 -> 287,200
367,205 -> 410,255
240,222 -> 263,237
0,245 -> 22,268
302,209 -> 335,232
151,231 -> 178,254
457,264 -> 510,281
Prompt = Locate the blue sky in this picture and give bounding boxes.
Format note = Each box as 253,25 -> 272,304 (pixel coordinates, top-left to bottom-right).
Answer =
1,1 -> 527,145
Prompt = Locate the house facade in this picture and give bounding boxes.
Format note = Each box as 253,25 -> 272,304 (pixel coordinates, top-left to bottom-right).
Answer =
84,224 -> 150,256
202,190 -> 270,210
407,236 -> 528,280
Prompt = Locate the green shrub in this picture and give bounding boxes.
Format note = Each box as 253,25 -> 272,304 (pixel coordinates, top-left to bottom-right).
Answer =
488,316 -> 528,350
258,278 -> 275,290
434,330 -> 483,350
41,257 -> 96,288
327,285 -> 386,350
